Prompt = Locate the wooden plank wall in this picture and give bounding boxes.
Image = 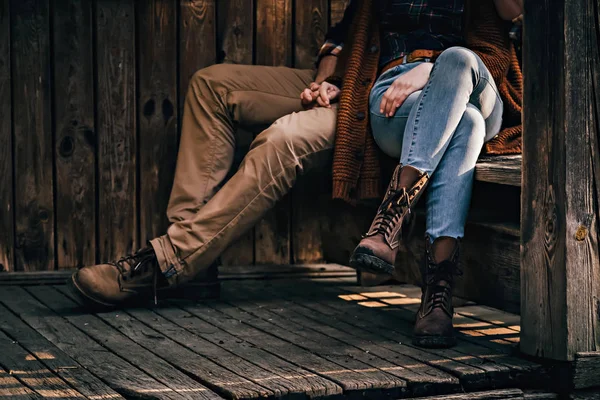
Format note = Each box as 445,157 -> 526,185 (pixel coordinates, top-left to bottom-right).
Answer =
0,0 -> 351,272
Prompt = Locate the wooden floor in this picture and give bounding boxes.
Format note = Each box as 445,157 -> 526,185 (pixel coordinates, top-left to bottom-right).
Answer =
0,266 -> 557,400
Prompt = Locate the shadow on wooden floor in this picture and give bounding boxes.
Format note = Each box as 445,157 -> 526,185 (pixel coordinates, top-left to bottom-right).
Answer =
0,268 -> 559,400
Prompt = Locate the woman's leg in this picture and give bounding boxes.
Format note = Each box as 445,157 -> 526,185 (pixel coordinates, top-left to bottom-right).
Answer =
425,104 -> 486,241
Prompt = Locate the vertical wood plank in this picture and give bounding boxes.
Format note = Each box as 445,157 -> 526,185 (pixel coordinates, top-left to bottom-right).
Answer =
254,0 -> 293,264
11,0 -> 54,271
217,0 -> 253,65
138,0 -> 178,245
294,0 -> 327,69
179,0 -> 216,113
53,0 -> 95,269
96,0 -> 137,261
291,0 -> 328,264
0,0 -> 12,272
521,0 -> 600,360
562,0 -> 600,357
256,0 -> 292,67
218,0 -> 255,266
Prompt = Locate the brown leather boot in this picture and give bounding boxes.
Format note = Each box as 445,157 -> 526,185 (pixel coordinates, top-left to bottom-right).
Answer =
413,237 -> 461,348
349,165 -> 429,275
68,247 -> 168,310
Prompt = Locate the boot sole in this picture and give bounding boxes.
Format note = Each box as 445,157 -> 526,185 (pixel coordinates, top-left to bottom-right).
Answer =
349,252 -> 395,276
67,273 -> 118,312
413,335 -> 457,348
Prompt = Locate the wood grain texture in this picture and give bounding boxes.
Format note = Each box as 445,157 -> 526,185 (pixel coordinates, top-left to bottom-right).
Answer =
294,0 -> 327,69
0,329 -> 85,398
138,0 -> 178,244
572,352 -> 600,389
0,302 -> 124,399
220,292 -> 460,397
291,0 -> 328,264
217,0 -> 253,65
53,0 -> 95,269
156,302 -> 343,397
474,156 -> 522,187
11,0 -> 54,272
521,0 -> 600,361
256,0 -> 292,66
254,0 -> 293,264
29,286 -> 213,399
0,286 -> 180,399
0,369 -> 41,399
330,0 -> 351,25
217,1 -> 255,266
179,0 -> 216,112
96,0 -> 137,261
0,0 -> 12,272
123,307 -> 278,399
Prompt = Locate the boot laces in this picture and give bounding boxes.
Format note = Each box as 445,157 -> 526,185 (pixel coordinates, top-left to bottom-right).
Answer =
372,189 -> 411,236
110,248 -> 160,305
425,260 -> 463,311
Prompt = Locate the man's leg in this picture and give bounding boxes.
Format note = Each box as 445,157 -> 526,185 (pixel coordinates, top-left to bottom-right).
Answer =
167,63 -> 314,222
69,64 -> 335,308
152,105 -> 338,285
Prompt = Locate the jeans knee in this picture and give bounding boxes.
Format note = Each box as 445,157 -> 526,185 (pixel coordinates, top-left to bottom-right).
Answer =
436,47 -> 479,72
457,106 -> 486,144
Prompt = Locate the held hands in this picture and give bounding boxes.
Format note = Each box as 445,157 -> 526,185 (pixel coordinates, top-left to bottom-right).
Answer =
379,62 -> 433,117
300,81 -> 341,109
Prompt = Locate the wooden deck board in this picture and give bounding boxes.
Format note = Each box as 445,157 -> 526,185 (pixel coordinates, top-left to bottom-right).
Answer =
0,369 -> 42,400
219,285 -> 462,395
224,280 -> 503,389
0,329 -> 85,399
24,286 -> 218,400
0,286 -> 184,399
0,274 -> 556,399
0,302 -> 124,399
53,288 -> 273,400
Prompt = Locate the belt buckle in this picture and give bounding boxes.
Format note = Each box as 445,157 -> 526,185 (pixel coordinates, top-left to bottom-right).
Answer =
402,54 -> 408,64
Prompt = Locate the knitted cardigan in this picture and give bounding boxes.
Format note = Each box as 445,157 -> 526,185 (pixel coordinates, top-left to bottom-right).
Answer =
331,0 -> 523,204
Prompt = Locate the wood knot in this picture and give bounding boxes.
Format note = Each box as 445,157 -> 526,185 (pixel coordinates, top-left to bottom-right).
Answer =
59,136 -> 74,157
575,225 -> 588,241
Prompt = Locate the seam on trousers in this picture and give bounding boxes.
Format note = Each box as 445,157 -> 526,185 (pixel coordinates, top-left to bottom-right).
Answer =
179,145 -> 334,263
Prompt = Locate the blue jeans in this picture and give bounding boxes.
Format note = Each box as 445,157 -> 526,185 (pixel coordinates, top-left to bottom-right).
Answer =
369,47 -> 503,241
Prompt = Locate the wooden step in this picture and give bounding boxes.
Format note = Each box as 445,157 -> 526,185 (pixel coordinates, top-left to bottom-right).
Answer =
475,155 -> 522,187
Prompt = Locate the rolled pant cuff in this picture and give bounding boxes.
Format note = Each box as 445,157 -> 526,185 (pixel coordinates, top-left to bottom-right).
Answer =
150,235 -> 186,287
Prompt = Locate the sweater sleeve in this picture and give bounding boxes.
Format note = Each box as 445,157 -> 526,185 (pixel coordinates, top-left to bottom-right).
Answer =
317,0 -> 358,63
466,0 -> 513,86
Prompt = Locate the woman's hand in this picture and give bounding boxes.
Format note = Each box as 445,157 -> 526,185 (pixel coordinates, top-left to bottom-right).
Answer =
300,81 -> 341,109
380,63 -> 433,118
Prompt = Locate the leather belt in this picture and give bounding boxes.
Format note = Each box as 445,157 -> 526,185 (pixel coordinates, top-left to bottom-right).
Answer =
380,49 -> 442,75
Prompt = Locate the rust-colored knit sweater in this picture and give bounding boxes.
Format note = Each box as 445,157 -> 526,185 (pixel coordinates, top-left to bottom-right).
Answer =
331,0 -> 523,204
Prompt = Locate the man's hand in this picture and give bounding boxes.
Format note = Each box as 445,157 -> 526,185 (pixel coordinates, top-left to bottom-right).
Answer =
380,63 -> 433,117
300,81 -> 341,109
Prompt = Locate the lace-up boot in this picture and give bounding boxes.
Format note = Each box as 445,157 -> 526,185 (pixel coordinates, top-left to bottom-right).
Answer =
413,237 -> 461,348
68,247 -> 167,310
349,164 -> 429,275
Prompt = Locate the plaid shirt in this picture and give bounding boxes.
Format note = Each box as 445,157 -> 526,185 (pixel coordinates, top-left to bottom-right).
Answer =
319,0 -> 464,67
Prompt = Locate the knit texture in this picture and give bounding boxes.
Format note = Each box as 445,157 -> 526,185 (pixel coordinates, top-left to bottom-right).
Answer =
331,0 -> 523,204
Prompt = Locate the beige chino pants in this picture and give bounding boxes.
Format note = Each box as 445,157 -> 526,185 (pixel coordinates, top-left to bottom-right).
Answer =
150,64 -> 338,286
